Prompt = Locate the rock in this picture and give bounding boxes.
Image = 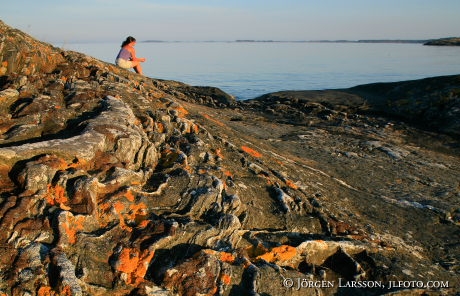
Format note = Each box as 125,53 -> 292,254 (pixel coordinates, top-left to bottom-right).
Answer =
0,21 -> 65,76
17,160 -> 60,195
378,146 -> 410,160
271,186 -> 295,213
8,243 -> 49,294
169,84 -> 236,107
111,246 -> 155,286
67,175 -> 100,215
0,20 -> 459,296
51,248 -> 83,296
0,88 -> 19,113
163,250 -> 225,296
346,75 -> 460,136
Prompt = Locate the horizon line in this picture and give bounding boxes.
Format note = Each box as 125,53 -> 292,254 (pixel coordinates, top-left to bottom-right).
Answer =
140,39 -> 432,44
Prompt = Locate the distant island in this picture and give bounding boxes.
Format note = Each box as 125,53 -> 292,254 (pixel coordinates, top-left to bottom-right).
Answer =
424,37 -> 460,46
235,39 -> 428,44
141,39 -> 430,44
141,38 -> 458,45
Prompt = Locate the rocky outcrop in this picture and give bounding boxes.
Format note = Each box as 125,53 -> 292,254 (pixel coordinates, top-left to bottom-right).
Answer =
0,20 -> 459,295
162,81 -> 237,107
347,75 -> 460,137
249,75 -> 460,137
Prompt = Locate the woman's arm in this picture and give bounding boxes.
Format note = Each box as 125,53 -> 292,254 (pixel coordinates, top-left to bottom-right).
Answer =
128,46 -> 146,62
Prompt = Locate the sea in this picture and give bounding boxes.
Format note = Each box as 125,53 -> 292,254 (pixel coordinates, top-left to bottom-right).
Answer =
62,41 -> 460,100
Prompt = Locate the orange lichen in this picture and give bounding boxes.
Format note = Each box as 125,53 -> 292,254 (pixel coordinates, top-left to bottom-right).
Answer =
285,179 -> 299,189
202,249 -> 235,263
118,214 -> 132,233
174,106 -> 189,118
133,118 -> 142,126
129,202 -> 147,213
54,185 -> 68,204
220,252 -> 236,263
124,190 -> 136,202
215,148 -> 224,159
60,286 -> 72,296
116,248 -> 154,285
220,273 -> 232,285
202,113 -> 225,127
37,286 -> 56,296
138,220 -> 150,228
62,215 -> 86,244
129,203 -> 147,221
203,249 -> 216,255
110,201 -> 132,231
68,157 -> 89,170
41,156 -> 68,170
119,201 -> 149,231
155,122 -> 165,133
258,174 -> 274,186
241,146 -> 262,158
117,248 -> 139,274
113,201 -> 125,213
99,202 -> 111,211
192,123 -> 200,134
45,184 -> 70,210
256,245 -> 297,263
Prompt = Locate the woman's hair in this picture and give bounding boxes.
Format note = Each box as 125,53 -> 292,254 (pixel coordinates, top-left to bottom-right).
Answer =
121,36 -> 136,47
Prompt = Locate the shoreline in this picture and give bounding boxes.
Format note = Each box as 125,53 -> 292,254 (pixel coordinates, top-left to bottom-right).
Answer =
1,20 -> 459,295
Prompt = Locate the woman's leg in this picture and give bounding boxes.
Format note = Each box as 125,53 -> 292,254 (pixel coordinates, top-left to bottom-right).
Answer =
134,64 -> 143,75
131,61 -> 143,75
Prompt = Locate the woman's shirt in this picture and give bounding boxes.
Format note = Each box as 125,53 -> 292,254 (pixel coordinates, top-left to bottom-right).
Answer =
116,47 -> 132,60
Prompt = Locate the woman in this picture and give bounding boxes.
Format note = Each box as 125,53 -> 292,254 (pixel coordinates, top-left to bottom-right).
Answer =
115,36 -> 146,75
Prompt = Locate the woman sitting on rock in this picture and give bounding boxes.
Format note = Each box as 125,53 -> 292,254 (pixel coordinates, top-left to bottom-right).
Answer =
115,36 -> 146,75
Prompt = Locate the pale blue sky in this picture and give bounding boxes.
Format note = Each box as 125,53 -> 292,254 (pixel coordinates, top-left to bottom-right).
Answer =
2,0 -> 459,43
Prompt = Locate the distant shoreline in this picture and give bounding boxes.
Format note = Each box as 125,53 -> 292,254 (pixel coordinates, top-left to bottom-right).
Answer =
235,39 -> 428,44
142,39 -> 429,44
141,38 -> 460,46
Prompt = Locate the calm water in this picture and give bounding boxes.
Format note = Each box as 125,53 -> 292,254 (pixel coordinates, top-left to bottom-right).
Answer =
63,41 -> 460,100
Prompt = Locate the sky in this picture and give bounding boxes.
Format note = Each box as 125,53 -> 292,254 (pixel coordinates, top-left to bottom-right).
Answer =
2,0 -> 460,43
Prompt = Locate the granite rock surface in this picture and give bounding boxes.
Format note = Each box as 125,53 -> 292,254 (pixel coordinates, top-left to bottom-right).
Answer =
0,20 -> 459,296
